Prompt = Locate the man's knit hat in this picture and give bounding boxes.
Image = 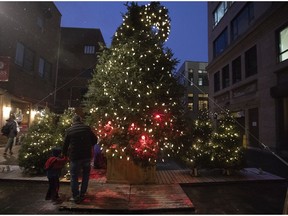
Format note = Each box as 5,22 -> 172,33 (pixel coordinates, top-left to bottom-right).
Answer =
72,114 -> 82,123
52,147 -> 62,157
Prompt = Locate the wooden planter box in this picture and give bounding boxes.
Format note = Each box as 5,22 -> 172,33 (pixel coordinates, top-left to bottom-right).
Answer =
106,157 -> 156,184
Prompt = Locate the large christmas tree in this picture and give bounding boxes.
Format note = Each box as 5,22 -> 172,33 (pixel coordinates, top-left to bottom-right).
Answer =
84,2 -> 187,167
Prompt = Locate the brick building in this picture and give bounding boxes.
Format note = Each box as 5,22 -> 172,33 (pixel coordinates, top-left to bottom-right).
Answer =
55,27 -> 106,113
0,2 -> 61,130
207,2 -> 288,156
0,2 -> 106,130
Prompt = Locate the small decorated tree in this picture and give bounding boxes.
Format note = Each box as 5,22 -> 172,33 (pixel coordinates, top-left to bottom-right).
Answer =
55,108 -> 76,179
186,111 -> 213,174
18,108 -> 76,175
55,108 -> 76,144
211,112 -> 245,173
18,109 -> 58,174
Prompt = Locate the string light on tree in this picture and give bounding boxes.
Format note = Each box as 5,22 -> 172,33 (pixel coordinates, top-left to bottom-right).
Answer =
84,2 -> 187,167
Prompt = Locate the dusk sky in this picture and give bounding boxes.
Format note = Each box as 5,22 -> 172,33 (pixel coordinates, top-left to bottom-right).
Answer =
54,1 -> 208,71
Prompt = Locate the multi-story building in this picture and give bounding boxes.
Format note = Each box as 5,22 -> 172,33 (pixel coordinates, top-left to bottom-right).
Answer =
0,2 -> 61,130
178,61 -> 209,121
207,2 -> 288,156
55,27 -> 106,113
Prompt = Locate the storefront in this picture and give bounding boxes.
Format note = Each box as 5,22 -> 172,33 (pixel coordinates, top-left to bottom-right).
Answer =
0,90 -> 36,133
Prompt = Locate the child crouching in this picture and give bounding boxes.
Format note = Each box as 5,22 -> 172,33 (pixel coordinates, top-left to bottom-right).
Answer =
44,147 -> 68,204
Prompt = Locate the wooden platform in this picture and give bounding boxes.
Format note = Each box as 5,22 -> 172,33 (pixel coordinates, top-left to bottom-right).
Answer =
59,167 -> 285,213
84,167 -> 286,185
59,183 -> 194,213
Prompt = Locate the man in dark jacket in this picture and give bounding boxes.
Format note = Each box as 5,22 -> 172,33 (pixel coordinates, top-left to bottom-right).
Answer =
3,115 -> 18,156
62,115 -> 97,204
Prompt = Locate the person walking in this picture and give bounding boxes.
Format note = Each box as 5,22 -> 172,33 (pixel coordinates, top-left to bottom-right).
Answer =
62,114 -> 98,204
3,115 -> 19,156
44,147 -> 67,204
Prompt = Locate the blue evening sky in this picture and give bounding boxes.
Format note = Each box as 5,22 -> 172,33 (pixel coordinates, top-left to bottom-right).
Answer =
54,1 -> 208,70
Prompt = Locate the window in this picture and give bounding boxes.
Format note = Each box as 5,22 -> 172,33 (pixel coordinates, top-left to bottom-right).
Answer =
199,100 -> 208,111
279,26 -> 288,62
222,65 -> 230,88
38,58 -> 45,78
199,74 -> 209,86
245,45 -> 257,77
232,56 -> 242,84
198,77 -> 203,86
213,28 -> 228,57
84,45 -> 95,54
188,94 -> 193,111
199,93 -> 208,98
214,71 -> 220,92
23,48 -> 34,72
37,17 -> 44,32
38,57 -> 52,80
15,42 -> 35,73
188,103 -> 193,111
188,72 -> 193,86
15,42 -> 24,66
213,2 -> 233,27
231,3 -> 254,41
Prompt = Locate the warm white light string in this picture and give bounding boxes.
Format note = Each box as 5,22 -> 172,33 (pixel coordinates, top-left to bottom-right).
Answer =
181,72 -> 288,168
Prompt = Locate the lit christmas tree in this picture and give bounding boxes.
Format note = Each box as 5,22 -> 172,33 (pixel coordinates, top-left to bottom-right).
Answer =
55,107 -> 76,144
55,108 -> 76,179
84,2 -> 187,167
18,109 -> 58,174
211,112 -> 245,171
185,111 -> 213,171
18,108 -> 76,174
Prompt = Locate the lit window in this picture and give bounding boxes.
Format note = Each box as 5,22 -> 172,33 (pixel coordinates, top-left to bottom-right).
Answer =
199,100 -> 208,111
198,77 -> 203,86
188,72 -> 194,86
199,94 -> 208,98
188,102 -> 193,111
213,2 -> 233,27
279,26 -> 288,62
84,45 -> 95,54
